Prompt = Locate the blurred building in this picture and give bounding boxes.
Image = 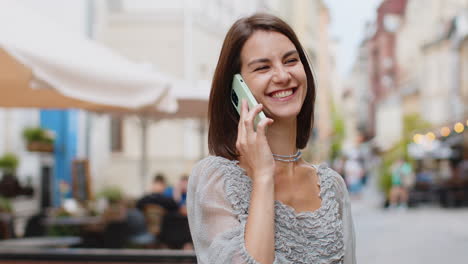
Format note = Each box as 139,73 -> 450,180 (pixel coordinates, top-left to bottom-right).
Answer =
461,12 -> 468,111
397,0 -> 468,127
344,0 -> 468,153
305,1 -> 339,162
342,30 -> 373,152
395,0 -> 468,161
368,0 -> 408,150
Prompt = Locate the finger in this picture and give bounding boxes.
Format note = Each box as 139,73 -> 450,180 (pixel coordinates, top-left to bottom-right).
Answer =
238,99 -> 247,129
256,118 -> 274,138
244,104 -> 263,131
238,99 -> 248,133
237,99 -> 248,153
240,99 -> 248,119
248,103 -> 264,120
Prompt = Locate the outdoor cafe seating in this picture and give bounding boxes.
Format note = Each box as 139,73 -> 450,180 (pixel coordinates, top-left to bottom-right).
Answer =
0,198 -> 196,264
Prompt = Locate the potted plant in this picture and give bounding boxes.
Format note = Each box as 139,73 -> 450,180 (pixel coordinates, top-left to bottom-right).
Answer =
22,127 -> 55,152
0,153 -> 22,198
96,186 -> 127,222
0,196 -> 14,239
0,196 -> 12,213
97,186 -> 124,205
0,153 -> 19,177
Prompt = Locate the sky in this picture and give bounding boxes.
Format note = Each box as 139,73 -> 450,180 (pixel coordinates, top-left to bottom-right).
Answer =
324,0 -> 383,77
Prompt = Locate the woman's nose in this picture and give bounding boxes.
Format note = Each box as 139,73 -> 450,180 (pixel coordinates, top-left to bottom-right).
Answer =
272,66 -> 290,84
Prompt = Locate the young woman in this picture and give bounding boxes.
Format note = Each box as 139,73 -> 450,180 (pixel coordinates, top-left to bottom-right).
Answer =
187,13 -> 356,264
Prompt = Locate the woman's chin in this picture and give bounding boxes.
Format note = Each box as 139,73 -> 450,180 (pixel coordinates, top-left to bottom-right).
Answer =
266,110 -> 301,122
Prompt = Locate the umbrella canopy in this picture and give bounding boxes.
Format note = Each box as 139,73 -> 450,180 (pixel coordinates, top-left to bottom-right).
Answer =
149,80 -> 210,120
0,0 -> 176,113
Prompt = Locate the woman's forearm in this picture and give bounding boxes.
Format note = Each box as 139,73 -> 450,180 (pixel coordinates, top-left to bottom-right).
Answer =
244,175 -> 275,263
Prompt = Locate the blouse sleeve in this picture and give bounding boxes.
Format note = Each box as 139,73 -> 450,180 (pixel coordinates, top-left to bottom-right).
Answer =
333,171 -> 357,264
187,157 -> 284,264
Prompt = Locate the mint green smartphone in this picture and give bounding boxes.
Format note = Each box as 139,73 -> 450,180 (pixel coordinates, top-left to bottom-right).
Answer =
231,74 -> 267,129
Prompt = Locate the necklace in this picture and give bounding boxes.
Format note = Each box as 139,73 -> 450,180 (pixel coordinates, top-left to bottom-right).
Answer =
272,151 -> 302,162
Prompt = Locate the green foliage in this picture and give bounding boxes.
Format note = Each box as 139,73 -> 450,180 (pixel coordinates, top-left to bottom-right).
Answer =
378,144 -> 400,196
378,113 -> 431,196
97,186 -> 124,204
0,153 -> 19,175
47,225 -> 80,237
0,196 -> 12,212
22,127 -> 54,144
46,208 -> 78,237
401,114 -> 432,160
330,102 -> 345,160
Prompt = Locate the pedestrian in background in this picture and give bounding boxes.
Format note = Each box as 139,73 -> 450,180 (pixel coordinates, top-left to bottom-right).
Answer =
187,13 -> 355,264
389,159 -> 414,210
173,175 -> 189,211
344,151 -> 364,199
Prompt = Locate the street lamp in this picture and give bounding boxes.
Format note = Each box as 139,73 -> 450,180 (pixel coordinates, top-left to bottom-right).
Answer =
454,122 -> 464,133
426,132 -> 436,141
441,127 -> 451,137
413,134 -> 423,144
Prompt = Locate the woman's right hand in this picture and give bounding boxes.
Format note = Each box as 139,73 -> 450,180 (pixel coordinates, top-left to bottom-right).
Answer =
236,99 -> 275,182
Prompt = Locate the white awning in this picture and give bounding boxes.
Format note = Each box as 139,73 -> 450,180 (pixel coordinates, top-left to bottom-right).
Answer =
150,79 -> 210,119
0,0 -> 177,113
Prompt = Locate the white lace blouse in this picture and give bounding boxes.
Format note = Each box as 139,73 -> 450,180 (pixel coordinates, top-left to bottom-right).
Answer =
187,156 -> 356,264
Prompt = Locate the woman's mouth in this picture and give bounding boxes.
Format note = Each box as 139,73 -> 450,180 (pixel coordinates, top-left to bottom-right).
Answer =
268,88 -> 297,101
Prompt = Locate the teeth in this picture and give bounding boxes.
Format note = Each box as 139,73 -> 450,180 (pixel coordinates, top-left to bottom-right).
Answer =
272,89 -> 293,98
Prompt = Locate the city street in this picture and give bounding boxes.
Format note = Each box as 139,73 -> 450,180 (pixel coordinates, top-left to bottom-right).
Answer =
353,197 -> 468,263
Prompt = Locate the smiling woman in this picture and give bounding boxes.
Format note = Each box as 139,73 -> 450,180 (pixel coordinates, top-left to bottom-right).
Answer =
239,31 -> 307,121
208,14 -> 315,161
187,13 -> 356,264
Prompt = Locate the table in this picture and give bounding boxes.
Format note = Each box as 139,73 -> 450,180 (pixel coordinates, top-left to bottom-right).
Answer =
43,216 -> 101,226
0,236 -> 81,248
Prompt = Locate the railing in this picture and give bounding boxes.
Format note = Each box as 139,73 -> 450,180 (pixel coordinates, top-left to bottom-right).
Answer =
0,248 -> 197,263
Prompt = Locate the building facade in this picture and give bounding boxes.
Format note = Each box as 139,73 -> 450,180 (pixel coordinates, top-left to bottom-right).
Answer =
368,0 -> 408,149
396,0 -> 468,128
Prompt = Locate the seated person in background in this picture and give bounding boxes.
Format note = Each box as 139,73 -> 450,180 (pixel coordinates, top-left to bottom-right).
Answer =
173,175 -> 189,215
125,200 -> 155,247
137,174 -> 192,250
457,152 -> 468,180
136,173 -> 178,212
159,175 -> 192,250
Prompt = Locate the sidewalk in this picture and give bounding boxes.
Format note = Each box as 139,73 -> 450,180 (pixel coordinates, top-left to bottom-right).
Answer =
352,195 -> 468,264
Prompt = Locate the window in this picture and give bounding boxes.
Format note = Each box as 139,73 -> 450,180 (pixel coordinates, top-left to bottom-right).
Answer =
110,116 -> 123,152
107,0 -> 123,12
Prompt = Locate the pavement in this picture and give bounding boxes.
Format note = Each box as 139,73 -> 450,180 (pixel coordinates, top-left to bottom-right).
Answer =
351,190 -> 468,264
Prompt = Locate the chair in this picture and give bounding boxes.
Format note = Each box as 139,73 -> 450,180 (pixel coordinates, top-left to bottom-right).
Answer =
143,204 -> 166,237
0,213 -> 15,239
159,212 -> 192,249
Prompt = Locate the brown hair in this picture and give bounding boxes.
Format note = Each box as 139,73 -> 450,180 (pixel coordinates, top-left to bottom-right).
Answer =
153,173 -> 166,184
208,13 -> 316,160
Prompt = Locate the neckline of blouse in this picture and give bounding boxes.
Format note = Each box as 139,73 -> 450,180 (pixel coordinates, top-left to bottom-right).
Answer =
230,159 -> 329,218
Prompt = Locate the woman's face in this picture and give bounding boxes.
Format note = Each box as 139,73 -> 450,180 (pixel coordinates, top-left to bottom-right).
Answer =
240,30 -> 307,121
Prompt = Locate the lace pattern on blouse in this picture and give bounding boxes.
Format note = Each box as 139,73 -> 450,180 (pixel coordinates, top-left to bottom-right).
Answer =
216,156 -> 345,264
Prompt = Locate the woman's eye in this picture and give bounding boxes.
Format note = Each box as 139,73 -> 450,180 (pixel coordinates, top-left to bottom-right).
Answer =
254,65 -> 269,71
285,58 -> 298,64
